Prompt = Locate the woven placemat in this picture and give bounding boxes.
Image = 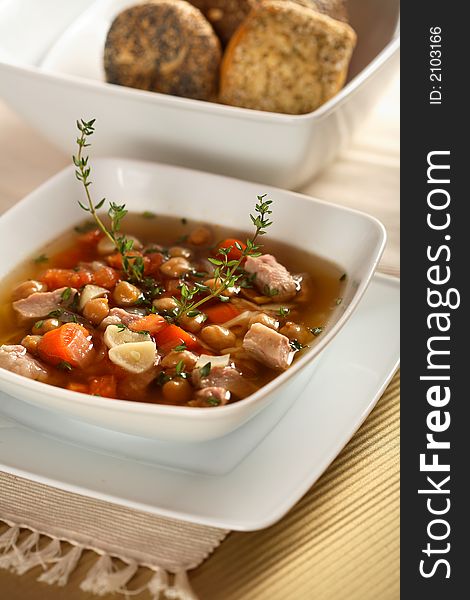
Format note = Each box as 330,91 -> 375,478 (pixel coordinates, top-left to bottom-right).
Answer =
0,372 -> 399,599
191,372 -> 400,600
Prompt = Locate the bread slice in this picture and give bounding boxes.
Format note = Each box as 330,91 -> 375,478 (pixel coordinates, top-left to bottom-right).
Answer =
104,0 -> 221,101
189,0 -> 258,45
295,0 -> 349,22
220,0 -> 356,114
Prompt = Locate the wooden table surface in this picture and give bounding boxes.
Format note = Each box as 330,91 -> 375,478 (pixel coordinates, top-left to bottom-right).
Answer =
0,70 -> 399,600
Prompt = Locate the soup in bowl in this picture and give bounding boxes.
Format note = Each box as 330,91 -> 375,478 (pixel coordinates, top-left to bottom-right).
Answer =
0,148 -> 385,441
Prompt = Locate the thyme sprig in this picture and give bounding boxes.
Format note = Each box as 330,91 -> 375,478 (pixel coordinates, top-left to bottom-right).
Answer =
73,119 -> 144,282
174,195 -> 273,320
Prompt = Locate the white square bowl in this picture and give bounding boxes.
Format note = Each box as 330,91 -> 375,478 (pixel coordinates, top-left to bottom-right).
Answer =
0,0 -> 399,189
0,158 -> 385,442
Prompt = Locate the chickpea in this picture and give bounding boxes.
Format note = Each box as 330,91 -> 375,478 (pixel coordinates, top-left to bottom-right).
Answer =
153,297 -> 178,312
161,350 -> 198,370
33,318 -> 60,335
21,335 -> 42,354
162,379 -> 193,404
178,312 -> 206,333
279,322 -> 314,346
12,280 -> 47,301
160,257 -> 192,278
249,313 -> 279,330
83,297 -> 110,325
204,279 -> 238,297
98,235 -> 142,256
113,281 -> 141,306
188,226 -> 212,246
200,325 -> 236,351
169,246 -> 192,259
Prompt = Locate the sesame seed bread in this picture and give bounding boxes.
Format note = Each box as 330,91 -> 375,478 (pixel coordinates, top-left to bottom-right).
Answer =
219,0 -> 356,114
104,0 -> 221,101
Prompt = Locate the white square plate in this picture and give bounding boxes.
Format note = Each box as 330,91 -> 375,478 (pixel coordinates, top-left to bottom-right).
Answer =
0,274 -> 399,530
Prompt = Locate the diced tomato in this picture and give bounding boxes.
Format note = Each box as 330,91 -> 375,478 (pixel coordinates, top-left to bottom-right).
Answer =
204,303 -> 240,324
88,375 -> 117,398
128,314 -> 167,335
38,323 -> 94,368
41,268 -> 93,290
143,252 -> 165,275
67,382 -> 89,394
93,266 -> 120,289
155,324 -> 199,353
216,238 -> 247,261
77,229 -> 104,246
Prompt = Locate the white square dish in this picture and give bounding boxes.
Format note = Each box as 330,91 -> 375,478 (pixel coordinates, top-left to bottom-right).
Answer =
0,158 -> 385,442
0,0 -> 400,188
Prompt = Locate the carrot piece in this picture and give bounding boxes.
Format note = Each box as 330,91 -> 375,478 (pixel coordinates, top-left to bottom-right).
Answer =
155,324 -> 199,353
204,303 -> 240,324
128,314 -> 167,335
77,229 -> 104,246
88,375 -> 117,398
216,238 -> 247,261
53,247 -> 92,269
106,252 -> 143,270
67,382 -> 89,394
38,323 -> 94,368
41,268 -> 93,290
93,266 -> 120,289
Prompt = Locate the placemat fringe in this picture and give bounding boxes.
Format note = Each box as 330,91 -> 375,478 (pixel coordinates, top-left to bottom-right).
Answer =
0,520 -> 200,599
37,544 -> 83,586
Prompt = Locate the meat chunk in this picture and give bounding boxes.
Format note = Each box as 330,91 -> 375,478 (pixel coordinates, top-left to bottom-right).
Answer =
244,254 -> 297,301
0,345 -> 50,382
243,323 -> 294,370
190,386 -> 231,407
12,287 -> 77,323
118,365 -> 159,398
192,365 -> 256,398
100,308 -> 144,329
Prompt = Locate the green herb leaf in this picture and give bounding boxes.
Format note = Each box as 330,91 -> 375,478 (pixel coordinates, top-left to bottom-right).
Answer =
57,361 -> 73,372
74,221 -> 96,234
47,309 -> 63,319
208,258 -> 223,266
199,362 -> 211,378
34,320 -> 44,330
310,327 -> 323,336
33,254 -> 48,264
277,306 -> 290,317
289,339 -> 304,352
142,211 -> 156,219
263,286 -> 279,298
207,397 -> 220,406
336,298 -> 343,306
156,371 -> 171,386
174,343 -> 187,352
61,287 -> 72,302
